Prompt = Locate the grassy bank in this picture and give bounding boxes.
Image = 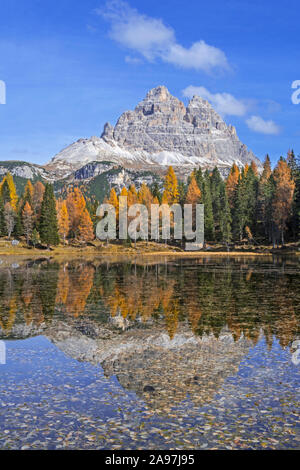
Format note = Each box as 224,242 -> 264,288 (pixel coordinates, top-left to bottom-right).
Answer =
0,238 -> 299,259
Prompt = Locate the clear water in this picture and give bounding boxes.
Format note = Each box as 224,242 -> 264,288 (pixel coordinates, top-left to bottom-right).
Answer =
0,255 -> 299,449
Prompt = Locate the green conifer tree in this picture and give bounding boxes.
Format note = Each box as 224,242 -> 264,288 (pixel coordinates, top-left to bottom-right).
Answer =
39,184 -> 59,246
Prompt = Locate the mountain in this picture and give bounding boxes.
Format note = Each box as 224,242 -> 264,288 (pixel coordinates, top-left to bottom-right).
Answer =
45,86 -> 261,179
65,161 -> 162,202
0,161 -> 52,195
0,86 -> 262,201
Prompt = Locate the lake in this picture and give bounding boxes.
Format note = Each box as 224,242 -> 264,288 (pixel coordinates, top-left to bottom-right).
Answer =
0,255 -> 299,450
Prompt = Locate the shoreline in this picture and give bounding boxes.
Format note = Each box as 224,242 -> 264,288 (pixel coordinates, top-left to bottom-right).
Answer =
0,247 -> 299,260
0,238 -> 299,260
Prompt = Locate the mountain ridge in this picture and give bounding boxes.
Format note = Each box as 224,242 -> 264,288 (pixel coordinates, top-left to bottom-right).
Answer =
45,85 -> 261,179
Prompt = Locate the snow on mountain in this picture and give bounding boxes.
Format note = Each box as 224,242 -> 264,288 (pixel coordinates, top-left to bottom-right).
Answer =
45,86 -> 261,180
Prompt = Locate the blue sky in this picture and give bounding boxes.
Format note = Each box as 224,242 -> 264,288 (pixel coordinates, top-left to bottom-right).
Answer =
0,0 -> 299,166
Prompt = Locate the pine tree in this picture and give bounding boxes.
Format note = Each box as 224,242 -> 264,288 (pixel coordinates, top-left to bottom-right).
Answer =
202,171 -> 214,241
39,184 -> 59,246
257,155 -> 274,241
31,228 -> 40,247
1,180 -> 11,205
13,207 -> 23,239
244,167 -> 258,236
210,168 -> 225,240
219,186 -> 232,243
178,181 -> 187,207
287,150 -> 300,240
151,182 -> 162,204
226,163 -> 240,208
232,174 -> 246,241
194,167 -> 205,194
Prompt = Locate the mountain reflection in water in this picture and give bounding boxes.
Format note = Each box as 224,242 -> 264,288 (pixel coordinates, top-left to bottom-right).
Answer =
0,256 -> 299,449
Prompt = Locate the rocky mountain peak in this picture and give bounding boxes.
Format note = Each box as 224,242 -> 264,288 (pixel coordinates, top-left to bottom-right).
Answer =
145,85 -> 172,102
47,85 -> 261,179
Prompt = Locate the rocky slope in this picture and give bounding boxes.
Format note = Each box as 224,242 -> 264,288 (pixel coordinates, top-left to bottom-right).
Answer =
0,161 -> 52,181
46,86 -> 261,179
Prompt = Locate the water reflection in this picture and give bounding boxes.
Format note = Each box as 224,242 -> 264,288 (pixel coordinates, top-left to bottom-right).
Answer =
0,256 -> 299,449
0,256 -> 299,347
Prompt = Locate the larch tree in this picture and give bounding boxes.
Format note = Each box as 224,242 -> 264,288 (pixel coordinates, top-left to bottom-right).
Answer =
128,185 -> 138,206
226,163 -> 240,208
23,180 -> 34,206
0,195 -> 5,236
4,202 -> 15,238
32,181 -> 45,219
78,207 -> 94,242
58,200 -> 70,244
66,187 -> 86,238
272,159 -> 295,245
138,183 -> 153,210
186,175 -> 201,205
107,188 -> 119,219
185,175 -> 201,233
250,161 -> 259,177
22,201 -> 33,245
0,173 -> 18,210
164,166 -> 179,204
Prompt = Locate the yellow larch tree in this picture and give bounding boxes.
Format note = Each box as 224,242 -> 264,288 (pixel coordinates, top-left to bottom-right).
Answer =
164,166 -> 179,204
226,163 -> 240,207
57,200 -> 70,244
0,172 -> 18,210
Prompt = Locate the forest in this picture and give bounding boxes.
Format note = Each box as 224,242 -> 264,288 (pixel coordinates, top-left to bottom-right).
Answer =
0,150 -> 299,248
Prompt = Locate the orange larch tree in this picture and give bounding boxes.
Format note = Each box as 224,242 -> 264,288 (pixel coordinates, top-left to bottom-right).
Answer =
32,181 -> 45,220
66,187 -> 86,238
226,163 -> 240,207
22,201 -> 33,244
272,159 -> 296,245
78,207 -> 94,242
57,200 -> 70,244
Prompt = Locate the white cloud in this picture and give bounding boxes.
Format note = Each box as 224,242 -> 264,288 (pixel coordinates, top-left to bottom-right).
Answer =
165,42 -> 228,72
98,1 -> 229,72
125,55 -> 143,64
182,85 -> 248,116
246,115 -> 281,135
